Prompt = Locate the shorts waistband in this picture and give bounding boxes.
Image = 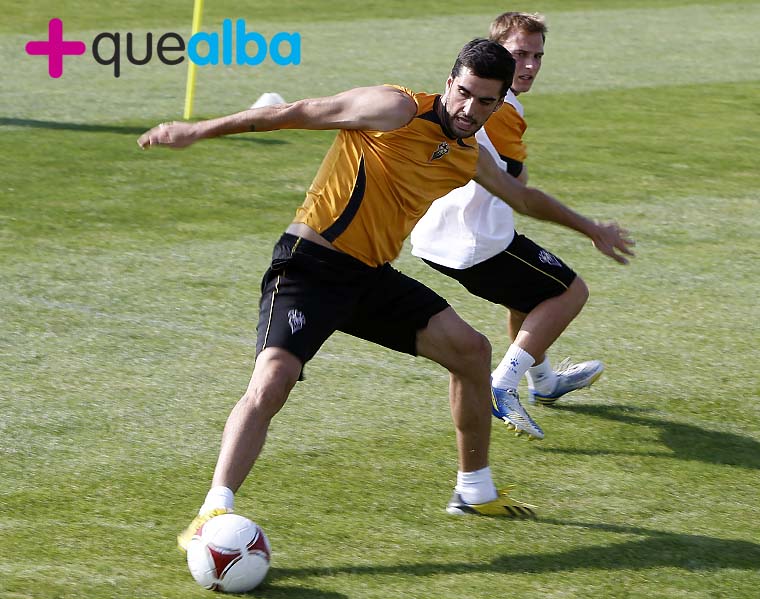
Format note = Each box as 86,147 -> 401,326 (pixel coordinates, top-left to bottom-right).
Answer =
278,233 -> 377,271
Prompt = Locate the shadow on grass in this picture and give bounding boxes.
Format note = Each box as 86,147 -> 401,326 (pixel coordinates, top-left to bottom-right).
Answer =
269,519 -> 760,582
236,586 -> 347,598
542,404 -> 760,469
0,117 -> 286,144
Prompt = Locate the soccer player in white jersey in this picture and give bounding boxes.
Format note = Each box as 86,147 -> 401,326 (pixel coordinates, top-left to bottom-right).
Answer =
411,13 -> 635,439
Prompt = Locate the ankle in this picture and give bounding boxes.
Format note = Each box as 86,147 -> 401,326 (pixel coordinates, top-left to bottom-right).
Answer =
199,486 -> 234,514
492,345 -> 535,390
527,357 -> 557,394
456,467 -> 498,504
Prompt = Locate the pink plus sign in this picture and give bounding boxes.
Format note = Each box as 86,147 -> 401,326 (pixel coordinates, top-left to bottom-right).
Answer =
25,18 -> 86,78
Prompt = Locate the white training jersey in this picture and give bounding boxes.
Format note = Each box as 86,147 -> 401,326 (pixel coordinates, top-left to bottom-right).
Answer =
410,90 -> 525,269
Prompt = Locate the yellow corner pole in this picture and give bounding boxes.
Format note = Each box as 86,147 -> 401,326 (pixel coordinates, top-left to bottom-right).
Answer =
183,0 -> 204,119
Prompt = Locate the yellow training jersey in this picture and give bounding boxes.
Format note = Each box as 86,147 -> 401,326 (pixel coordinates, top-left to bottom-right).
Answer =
293,87 -> 479,267
483,98 -> 527,163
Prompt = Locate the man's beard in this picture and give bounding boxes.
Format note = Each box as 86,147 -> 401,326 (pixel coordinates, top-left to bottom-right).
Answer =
440,96 -> 477,138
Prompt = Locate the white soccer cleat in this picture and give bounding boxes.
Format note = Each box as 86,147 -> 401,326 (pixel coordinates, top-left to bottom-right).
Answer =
529,358 -> 604,405
491,386 -> 544,440
250,92 -> 286,109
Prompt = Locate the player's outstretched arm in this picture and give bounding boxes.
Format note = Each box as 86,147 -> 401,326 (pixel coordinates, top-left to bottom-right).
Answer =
137,86 -> 417,150
474,147 -> 635,264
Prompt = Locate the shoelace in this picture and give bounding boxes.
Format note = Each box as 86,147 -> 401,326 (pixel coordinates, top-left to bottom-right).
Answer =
555,357 -> 583,376
501,391 -> 542,429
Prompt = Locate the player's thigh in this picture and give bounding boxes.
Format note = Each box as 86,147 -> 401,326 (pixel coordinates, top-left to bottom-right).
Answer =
416,307 -> 491,374
339,264 -> 449,356
500,234 -> 577,311
256,238 -> 363,366
447,235 -> 576,313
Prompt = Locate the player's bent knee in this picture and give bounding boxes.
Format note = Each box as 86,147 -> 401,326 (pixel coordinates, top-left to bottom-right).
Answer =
463,328 -> 491,359
240,382 -> 289,420
570,276 -> 590,307
450,328 -> 491,374
242,349 -> 301,418
417,308 -> 491,373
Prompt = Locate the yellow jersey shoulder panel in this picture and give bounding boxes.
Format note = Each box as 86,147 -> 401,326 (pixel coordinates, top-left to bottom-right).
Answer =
295,89 -> 479,266
484,100 -> 527,163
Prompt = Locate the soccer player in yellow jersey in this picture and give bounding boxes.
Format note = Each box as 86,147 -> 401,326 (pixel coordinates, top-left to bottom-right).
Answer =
412,13 -> 635,440
138,39 -> 632,533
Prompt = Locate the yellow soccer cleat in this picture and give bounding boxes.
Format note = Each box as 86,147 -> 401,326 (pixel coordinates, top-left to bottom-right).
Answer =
177,507 -> 233,552
446,488 -> 536,518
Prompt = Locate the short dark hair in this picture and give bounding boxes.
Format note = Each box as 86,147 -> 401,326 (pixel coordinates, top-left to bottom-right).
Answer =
450,38 -> 515,97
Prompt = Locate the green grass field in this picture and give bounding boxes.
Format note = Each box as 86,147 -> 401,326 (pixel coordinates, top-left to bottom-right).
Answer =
2,1 -> 759,597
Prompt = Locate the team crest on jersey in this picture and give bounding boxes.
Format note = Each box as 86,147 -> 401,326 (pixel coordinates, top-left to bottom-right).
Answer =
288,309 -> 306,334
429,141 -> 450,162
538,250 -> 562,267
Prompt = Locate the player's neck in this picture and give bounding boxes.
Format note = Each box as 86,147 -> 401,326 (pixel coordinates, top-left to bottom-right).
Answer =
435,95 -> 460,140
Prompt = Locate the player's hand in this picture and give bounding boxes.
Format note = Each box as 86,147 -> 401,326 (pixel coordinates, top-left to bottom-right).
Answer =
137,121 -> 199,150
591,220 -> 636,264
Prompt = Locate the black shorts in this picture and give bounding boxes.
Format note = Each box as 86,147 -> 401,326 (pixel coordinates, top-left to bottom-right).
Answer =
256,233 -> 450,366
423,233 -> 577,314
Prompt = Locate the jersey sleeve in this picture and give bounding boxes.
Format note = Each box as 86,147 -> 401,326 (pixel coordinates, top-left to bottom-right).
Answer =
382,84 -> 420,113
484,102 -> 528,163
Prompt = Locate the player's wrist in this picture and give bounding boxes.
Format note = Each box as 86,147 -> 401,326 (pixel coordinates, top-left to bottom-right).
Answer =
194,120 -> 218,140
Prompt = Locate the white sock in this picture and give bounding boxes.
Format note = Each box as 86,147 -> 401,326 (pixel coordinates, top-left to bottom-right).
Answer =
199,486 -> 234,514
492,345 -> 535,390
456,466 -> 498,505
527,356 -> 557,394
